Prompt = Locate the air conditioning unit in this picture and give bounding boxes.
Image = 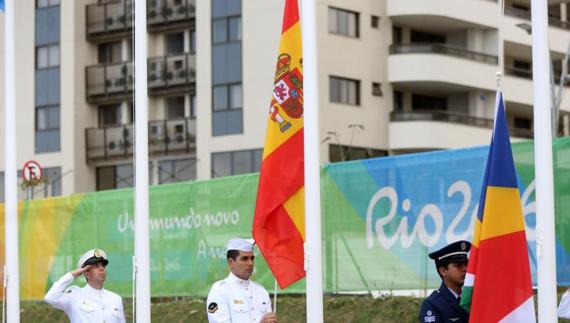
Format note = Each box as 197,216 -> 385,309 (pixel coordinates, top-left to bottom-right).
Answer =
148,8 -> 158,19
107,140 -> 119,151
149,124 -> 165,145
174,124 -> 185,143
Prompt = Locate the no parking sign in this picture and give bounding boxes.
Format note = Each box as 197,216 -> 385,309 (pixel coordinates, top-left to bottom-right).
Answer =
22,160 -> 43,182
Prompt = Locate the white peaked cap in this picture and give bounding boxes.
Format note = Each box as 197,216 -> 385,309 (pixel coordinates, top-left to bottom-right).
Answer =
226,238 -> 255,252
77,249 -> 109,268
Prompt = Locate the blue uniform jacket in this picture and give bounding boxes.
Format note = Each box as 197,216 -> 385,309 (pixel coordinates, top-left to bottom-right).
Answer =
419,282 -> 469,323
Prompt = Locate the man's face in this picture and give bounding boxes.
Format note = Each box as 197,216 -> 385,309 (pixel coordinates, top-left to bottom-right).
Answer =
85,261 -> 107,284
440,261 -> 468,288
228,251 -> 255,280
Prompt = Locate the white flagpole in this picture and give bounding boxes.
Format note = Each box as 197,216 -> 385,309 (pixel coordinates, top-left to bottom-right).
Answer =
302,0 -> 324,322
4,0 -> 19,321
134,0 -> 151,321
530,0 -> 558,321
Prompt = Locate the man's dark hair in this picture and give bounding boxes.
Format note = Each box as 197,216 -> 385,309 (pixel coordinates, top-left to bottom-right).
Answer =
227,250 -> 240,261
435,262 -> 450,279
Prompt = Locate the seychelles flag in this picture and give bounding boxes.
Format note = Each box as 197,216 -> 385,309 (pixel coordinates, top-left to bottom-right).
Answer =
460,91 -> 536,322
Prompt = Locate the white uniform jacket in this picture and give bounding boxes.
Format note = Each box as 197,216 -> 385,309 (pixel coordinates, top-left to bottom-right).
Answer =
45,272 -> 126,323
559,290 -> 570,319
206,272 -> 272,323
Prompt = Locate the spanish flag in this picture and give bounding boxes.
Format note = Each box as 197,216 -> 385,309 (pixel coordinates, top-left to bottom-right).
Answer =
460,91 -> 536,322
252,0 -> 305,289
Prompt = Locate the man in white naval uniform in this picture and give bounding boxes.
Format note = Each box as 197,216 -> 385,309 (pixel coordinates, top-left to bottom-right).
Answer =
207,238 -> 278,323
45,249 -> 126,323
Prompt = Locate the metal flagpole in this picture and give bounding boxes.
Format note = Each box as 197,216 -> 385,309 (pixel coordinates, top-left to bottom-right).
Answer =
273,279 -> 278,313
302,0 -> 324,322
4,0 -> 20,321
530,0 -> 558,321
134,0 -> 151,321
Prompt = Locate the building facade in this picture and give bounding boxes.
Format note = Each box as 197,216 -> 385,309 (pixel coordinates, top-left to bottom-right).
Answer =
0,0 -> 569,200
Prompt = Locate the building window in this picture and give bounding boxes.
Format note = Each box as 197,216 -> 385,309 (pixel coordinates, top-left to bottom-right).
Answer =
212,16 -> 242,44
213,83 -> 242,111
392,26 -> 402,44
190,30 -> 196,54
42,167 -> 62,197
166,96 -> 186,120
159,158 -> 196,184
393,91 -> 403,111
36,44 -> 59,69
411,30 -> 445,44
328,7 -> 359,37
37,0 -> 59,8
329,144 -> 387,163
212,0 -> 243,136
98,41 -> 124,64
166,32 -> 185,55
211,149 -> 263,178
98,104 -> 124,127
190,94 -> 196,118
35,106 -> 60,153
372,82 -> 382,96
514,117 -> 532,130
96,164 -> 133,191
371,15 -> 380,29
330,76 -> 360,106
213,83 -> 243,135
412,94 -> 447,111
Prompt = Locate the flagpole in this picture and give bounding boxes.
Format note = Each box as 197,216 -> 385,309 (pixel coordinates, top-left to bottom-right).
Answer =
530,0 -> 558,321
302,0 -> 324,322
134,0 -> 151,322
4,0 -> 19,321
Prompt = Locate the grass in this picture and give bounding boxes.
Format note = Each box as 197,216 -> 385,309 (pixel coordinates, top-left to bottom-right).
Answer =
18,293 -> 570,323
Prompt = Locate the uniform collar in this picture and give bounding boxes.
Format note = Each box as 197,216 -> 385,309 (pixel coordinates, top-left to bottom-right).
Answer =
447,287 -> 460,299
84,282 -> 105,296
228,272 -> 250,288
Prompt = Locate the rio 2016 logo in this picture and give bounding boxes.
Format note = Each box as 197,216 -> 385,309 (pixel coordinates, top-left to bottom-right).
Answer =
366,180 -> 536,249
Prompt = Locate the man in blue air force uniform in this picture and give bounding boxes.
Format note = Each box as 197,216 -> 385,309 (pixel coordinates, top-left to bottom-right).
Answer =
419,240 -> 471,323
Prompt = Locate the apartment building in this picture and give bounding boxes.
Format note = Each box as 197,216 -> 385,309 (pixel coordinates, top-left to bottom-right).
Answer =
0,0 -> 569,200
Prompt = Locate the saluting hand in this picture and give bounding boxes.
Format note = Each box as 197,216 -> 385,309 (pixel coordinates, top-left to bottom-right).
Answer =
260,313 -> 278,323
70,265 -> 91,278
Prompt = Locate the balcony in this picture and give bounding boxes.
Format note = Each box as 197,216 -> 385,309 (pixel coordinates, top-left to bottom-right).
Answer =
389,110 -> 532,151
390,43 -> 498,65
86,54 -> 195,104
86,0 -> 133,42
86,61 -> 134,104
148,0 -> 196,32
391,110 -> 533,138
148,53 -> 196,96
504,66 -> 569,85
86,0 -> 195,42
387,0 -> 500,31
505,6 -> 570,30
388,44 -> 497,91
85,118 -> 196,161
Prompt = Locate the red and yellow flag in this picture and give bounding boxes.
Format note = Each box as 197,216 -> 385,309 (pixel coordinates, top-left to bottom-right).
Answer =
252,0 -> 305,289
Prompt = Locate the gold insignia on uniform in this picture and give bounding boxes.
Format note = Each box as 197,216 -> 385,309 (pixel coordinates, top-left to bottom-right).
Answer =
233,299 -> 244,304
208,302 -> 218,313
94,250 -> 102,258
